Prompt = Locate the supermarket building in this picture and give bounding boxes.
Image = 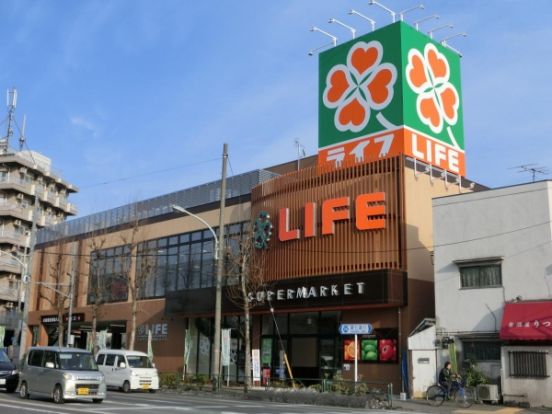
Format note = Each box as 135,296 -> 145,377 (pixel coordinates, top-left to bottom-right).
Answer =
26,20 -> 476,390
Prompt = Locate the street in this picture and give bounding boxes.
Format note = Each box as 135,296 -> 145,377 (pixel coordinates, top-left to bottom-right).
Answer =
0,390 -> 406,414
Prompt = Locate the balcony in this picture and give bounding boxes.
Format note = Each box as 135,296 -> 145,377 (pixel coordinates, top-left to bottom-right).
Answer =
0,285 -> 19,302
66,203 -> 77,216
0,256 -> 23,274
0,202 -> 32,222
0,309 -> 19,330
0,176 -> 33,196
0,229 -> 27,246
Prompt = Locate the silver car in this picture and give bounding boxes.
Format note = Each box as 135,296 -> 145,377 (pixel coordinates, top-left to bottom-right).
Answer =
19,346 -> 106,404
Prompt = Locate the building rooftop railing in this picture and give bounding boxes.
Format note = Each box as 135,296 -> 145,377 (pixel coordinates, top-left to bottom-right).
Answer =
37,169 -> 279,245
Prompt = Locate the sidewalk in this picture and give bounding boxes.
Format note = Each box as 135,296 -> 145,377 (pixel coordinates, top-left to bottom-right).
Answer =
391,398 -> 552,414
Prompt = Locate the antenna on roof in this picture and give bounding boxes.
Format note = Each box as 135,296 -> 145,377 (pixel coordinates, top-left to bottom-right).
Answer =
1,88 -> 17,154
348,9 -> 376,32
19,114 -> 26,151
294,138 -> 306,171
511,164 -> 549,182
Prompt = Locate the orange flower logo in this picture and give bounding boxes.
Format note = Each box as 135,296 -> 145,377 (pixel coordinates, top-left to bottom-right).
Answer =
323,41 -> 397,133
406,43 -> 460,138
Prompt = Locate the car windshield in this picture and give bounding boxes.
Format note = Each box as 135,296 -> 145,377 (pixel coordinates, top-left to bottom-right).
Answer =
126,355 -> 153,368
58,352 -> 98,371
0,350 -> 10,363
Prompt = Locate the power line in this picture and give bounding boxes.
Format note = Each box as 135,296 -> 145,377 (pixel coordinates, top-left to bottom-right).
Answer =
80,157 -> 221,189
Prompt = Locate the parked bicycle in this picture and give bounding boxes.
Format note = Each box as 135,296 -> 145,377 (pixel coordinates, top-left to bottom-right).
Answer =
426,376 -> 475,408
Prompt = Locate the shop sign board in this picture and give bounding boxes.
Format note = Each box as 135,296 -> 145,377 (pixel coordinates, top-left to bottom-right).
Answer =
278,192 -> 386,242
251,349 -> 261,382
318,21 -> 465,175
221,329 -> 231,367
137,323 -> 168,342
339,323 -> 373,335
41,313 -> 85,325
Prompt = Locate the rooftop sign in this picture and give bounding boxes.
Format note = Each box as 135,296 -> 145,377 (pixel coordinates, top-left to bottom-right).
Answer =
318,22 -> 465,176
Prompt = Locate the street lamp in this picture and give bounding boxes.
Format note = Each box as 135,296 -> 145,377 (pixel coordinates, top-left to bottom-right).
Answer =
33,274 -> 74,347
171,205 -> 219,260
171,204 -> 223,386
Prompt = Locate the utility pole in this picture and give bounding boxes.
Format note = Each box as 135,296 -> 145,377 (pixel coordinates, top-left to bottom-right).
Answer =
19,183 -> 39,362
66,271 -> 75,347
212,143 -> 227,390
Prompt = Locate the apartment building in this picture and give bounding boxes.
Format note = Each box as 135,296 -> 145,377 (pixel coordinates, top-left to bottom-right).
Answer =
0,148 -> 77,343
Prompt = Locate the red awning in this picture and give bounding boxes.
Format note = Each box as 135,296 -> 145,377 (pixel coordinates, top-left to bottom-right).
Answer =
500,301 -> 552,341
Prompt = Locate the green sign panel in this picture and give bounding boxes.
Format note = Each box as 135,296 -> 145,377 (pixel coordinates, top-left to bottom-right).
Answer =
318,21 -> 464,152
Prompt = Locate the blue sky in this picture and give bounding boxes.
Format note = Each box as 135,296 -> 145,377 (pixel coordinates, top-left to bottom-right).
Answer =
1,0 -> 551,217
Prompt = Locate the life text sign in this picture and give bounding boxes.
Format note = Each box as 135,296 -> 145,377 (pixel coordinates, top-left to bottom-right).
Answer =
339,323 -> 373,335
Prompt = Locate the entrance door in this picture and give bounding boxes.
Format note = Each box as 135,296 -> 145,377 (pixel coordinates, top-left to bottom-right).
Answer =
319,338 -> 338,379
291,337 -> 318,380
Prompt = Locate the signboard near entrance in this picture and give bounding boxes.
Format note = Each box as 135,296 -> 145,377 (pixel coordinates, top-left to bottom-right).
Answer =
339,323 -> 373,335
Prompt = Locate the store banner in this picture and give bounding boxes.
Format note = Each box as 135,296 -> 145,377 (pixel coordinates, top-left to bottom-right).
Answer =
184,329 -> 192,367
147,329 -> 153,360
251,349 -> 261,382
221,329 -> 231,367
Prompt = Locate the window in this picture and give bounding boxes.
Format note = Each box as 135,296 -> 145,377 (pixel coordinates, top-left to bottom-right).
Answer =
43,351 -> 57,368
456,258 -> 502,288
105,354 -> 116,366
28,350 -> 43,367
96,354 -> 105,365
509,351 -> 548,378
463,340 -> 501,361
88,245 -> 130,303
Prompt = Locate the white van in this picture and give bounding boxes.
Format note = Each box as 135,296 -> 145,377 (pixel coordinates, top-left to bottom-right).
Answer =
95,350 -> 159,393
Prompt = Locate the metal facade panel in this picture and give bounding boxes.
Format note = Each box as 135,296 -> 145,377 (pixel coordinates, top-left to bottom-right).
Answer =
251,157 -> 405,281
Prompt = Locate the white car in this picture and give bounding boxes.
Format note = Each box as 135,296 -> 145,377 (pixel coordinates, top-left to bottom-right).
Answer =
95,350 -> 159,393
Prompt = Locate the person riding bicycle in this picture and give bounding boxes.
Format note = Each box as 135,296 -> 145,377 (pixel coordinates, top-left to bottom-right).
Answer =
438,361 -> 453,396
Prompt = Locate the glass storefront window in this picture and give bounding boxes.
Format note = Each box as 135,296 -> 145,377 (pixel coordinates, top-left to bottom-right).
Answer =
290,312 -> 318,335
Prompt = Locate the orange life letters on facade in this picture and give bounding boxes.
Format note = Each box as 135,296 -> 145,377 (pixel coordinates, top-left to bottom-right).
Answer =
278,192 -> 386,242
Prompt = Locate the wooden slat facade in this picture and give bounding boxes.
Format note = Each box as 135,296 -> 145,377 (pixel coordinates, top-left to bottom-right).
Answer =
251,156 -> 406,282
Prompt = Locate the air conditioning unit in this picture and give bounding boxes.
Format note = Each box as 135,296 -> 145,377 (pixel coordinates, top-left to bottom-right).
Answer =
13,219 -> 22,227
19,167 -> 27,173
477,384 -> 500,403
16,193 -> 24,199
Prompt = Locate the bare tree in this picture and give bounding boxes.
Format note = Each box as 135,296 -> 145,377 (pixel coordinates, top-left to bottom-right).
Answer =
120,221 -> 155,350
39,241 -> 71,347
86,235 -> 108,353
226,232 -> 267,392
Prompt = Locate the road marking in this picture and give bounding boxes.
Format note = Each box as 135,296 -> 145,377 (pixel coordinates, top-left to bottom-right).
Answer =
0,401 -> 66,414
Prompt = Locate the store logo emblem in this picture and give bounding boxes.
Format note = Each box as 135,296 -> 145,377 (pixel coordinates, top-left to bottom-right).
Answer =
278,192 -> 386,242
253,211 -> 273,249
406,43 -> 460,148
323,41 -> 397,133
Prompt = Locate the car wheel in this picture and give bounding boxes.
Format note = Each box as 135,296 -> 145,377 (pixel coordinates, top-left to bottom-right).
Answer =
19,381 -> 29,399
53,384 -> 64,404
93,399 -> 103,404
122,380 -> 131,393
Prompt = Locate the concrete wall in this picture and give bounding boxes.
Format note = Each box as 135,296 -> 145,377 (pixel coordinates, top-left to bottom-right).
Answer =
433,181 -> 552,335
501,345 -> 552,408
